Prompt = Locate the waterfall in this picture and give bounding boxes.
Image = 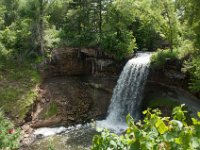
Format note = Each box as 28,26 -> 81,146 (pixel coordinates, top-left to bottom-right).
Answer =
97,52 -> 151,132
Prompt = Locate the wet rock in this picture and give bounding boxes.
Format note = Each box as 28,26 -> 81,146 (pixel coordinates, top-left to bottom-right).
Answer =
23,134 -> 29,138
41,98 -> 46,103
164,70 -> 185,80
21,124 -> 30,132
81,48 -> 96,57
67,116 -> 75,121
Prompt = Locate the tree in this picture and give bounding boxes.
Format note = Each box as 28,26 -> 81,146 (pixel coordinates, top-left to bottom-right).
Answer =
0,0 -> 19,26
62,0 -> 108,48
136,0 -> 181,52
158,0 -> 181,52
101,0 -> 137,59
20,0 -> 57,55
176,0 -> 200,93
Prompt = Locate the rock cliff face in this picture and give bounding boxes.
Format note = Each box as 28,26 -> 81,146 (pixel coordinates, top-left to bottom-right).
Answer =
42,48 -> 124,77
143,59 -> 200,116
147,59 -> 188,89
29,48 -> 123,129
29,49 -> 199,128
30,76 -> 117,127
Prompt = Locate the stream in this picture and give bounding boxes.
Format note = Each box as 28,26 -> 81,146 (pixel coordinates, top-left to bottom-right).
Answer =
23,124 -> 97,150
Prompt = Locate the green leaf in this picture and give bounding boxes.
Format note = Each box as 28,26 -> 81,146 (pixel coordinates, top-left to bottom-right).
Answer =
110,140 -> 117,147
197,112 -> 200,118
143,110 -> 147,115
130,141 -> 140,150
190,137 -> 200,148
155,119 -> 168,134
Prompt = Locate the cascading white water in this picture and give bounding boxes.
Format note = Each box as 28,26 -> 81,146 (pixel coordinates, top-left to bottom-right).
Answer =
97,52 -> 152,132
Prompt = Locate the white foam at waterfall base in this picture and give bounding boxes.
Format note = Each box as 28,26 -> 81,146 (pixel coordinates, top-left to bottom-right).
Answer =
97,52 -> 152,133
34,126 -> 67,137
33,123 -> 93,137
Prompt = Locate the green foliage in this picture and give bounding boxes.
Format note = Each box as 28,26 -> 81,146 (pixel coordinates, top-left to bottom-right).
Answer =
101,1 -> 137,59
0,26 -> 17,50
48,138 -> 55,150
101,31 -> 136,60
154,0 -> 181,50
0,111 -> 20,149
175,0 -> 200,93
179,0 -> 200,49
0,59 -> 41,122
177,40 -> 196,59
92,105 -> 200,150
0,0 -> 185,59
44,102 -> 58,119
183,56 -> 200,92
131,20 -> 160,51
151,49 -> 178,68
44,26 -> 61,50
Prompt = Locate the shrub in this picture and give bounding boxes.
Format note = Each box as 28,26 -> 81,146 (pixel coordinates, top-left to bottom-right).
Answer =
177,40 -> 195,59
0,110 -> 20,149
101,31 -> 136,60
44,26 -> 61,50
44,102 -> 58,119
0,26 -> 17,50
92,105 -> 200,150
151,49 -> 178,68
183,56 -> 200,92
0,59 -> 41,122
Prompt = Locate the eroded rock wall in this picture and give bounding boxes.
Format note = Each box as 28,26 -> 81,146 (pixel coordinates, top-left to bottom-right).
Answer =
28,48 -> 123,129
42,47 -> 124,77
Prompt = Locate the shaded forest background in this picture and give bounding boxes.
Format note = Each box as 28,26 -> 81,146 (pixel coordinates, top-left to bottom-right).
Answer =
0,0 -> 199,91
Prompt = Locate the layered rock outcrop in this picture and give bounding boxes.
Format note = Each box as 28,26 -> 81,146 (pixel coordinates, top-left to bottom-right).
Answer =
42,47 -> 124,77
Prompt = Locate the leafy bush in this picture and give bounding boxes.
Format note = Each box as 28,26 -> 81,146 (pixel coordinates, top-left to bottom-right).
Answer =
183,56 -> 200,92
100,2 -> 137,60
0,59 -> 41,122
92,105 -> 200,150
0,26 -> 17,50
179,41 -> 200,93
151,49 -> 178,68
101,31 -> 136,60
0,111 -> 20,149
177,40 -> 196,59
44,26 -> 60,50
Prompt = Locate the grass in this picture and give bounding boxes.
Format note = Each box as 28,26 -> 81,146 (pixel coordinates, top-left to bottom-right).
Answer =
44,102 -> 58,119
0,58 -> 41,123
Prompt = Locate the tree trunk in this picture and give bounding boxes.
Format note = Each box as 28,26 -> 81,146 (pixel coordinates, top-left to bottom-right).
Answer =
99,0 -> 102,39
39,0 -> 45,55
163,0 -> 173,53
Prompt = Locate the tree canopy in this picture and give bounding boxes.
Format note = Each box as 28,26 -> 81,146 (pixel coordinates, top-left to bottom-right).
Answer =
0,0 -> 199,91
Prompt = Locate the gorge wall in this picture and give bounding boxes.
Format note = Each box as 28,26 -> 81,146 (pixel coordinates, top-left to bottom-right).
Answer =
21,48 -> 200,145
30,48 -> 199,128
42,47 -> 124,77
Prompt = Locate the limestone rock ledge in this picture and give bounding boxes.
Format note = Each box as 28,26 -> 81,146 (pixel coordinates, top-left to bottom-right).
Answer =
41,47 -> 124,77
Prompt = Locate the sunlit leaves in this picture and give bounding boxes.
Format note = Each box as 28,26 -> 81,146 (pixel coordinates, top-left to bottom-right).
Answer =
0,111 -> 20,149
92,105 -> 200,150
